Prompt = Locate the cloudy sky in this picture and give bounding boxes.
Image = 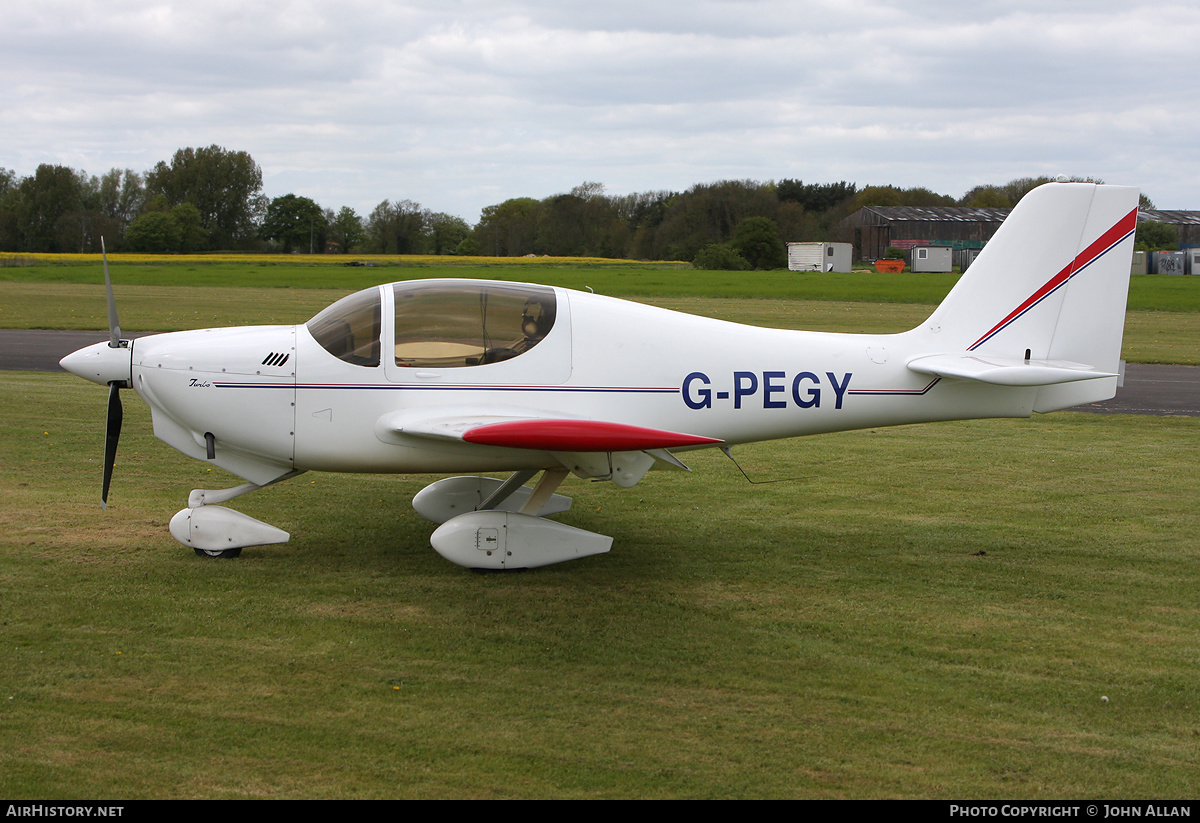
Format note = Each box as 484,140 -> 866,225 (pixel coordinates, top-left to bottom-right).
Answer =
4,0 -> 1197,222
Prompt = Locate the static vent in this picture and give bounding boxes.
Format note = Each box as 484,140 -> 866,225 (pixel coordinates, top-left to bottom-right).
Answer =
262,352 -> 291,367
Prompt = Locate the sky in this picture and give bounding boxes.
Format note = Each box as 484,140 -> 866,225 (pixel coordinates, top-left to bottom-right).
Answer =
3,0 -> 1198,223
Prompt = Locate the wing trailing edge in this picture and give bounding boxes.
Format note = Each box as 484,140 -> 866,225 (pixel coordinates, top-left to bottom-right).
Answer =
462,419 -> 723,452
377,408 -> 721,452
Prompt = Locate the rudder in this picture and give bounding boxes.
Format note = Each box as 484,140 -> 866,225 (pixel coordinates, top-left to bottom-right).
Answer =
914,182 -> 1138,411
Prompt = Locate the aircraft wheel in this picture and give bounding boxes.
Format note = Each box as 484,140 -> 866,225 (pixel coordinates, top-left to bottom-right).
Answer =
194,548 -> 242,559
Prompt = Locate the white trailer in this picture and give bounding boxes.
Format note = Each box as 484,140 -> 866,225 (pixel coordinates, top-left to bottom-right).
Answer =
787,242 -> 853,272
911,245 -> 954,273
1185,248 -> 1200,275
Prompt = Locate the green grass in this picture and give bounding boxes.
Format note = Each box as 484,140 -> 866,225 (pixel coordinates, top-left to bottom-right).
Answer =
4,280 -> 1200,364
1,258 -> 958,301
3,259 -> 1199,796
2,369 -> 1199,798
5,256 -> 1200,309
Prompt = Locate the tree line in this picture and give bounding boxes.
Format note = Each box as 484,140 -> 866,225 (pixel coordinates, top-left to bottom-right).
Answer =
0,148 -> 1166,265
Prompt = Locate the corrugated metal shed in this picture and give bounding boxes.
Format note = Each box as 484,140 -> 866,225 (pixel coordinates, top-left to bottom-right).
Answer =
839,204 -> 1200,261
1139,209 -> 1200,246
1139,209 -> 1200,225
850,206 -> 1012,224
838,206 -> 1010,261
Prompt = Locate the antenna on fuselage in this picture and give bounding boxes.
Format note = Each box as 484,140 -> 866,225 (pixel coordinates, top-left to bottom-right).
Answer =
720,447 -> 805,485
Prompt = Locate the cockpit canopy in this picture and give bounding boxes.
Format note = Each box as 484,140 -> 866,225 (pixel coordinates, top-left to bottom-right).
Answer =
392,281 -> 556,368
307,281 -> 558,369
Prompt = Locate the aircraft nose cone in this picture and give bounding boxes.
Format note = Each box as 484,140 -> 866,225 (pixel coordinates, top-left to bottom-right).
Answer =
60,341 -> 133,386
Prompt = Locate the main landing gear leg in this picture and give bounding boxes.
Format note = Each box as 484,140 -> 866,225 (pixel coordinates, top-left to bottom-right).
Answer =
412,470 -> 571,524
518,467 -> 569,515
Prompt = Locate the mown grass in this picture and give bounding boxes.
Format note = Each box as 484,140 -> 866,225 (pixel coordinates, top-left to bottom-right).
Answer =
7,253 -> 1200,308
4,280 -> 1199,364
0,256 -> 957,302
2,368 -> 1199,798
2,258 -> 1199,797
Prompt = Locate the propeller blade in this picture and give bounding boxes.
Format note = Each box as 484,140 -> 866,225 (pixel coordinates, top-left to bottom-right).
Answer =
102,237 -> 121,347
102,381 -> 123,510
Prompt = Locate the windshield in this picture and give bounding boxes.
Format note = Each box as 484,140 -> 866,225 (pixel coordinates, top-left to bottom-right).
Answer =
306,287 -> 382,367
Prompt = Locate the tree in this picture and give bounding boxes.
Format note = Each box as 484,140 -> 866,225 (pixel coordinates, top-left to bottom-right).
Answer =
144,146 -> 266,249
959,176 -> 1105,208
454,236 -> 481,256
777,179 -> 857,213
854,185 -> 956,208
536,192 -> 595,256
261,194 -> 326,253
615,189 -> 675,259
0,168 -> 15,202
327,206 -> 365,253
650,180 -> 780,261
125,211 -> 181,252
536,193 -> 587,255
123,203 -> 207,253
532,182 -> 629,258
365,199 -> 426,253
171,203 -> 208,252
425,212 -> 471,255
91,168 -> 144,228
1134,220 -> 1177,252
958,184 -> 1010,208
11,164 -> 87,252
0,170 -> 17,250
692,242 -> 749,270
474,198 -> 541,256
731,216 -> 787,269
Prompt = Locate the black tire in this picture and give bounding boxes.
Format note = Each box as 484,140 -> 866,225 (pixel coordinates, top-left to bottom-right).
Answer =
193,547 -> 243,559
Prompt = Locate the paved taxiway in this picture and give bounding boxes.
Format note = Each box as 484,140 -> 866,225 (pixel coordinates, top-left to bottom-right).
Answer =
2,329 -> 1198,417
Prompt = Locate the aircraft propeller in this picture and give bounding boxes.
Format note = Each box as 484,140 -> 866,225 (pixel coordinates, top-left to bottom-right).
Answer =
102,379 -> 122,509
100,238 -> 124,510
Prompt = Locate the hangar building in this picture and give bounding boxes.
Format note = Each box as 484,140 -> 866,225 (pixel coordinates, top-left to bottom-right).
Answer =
837,205 -> 1010,262
839,204 -> 1200,264
1137,209 -> 1200,247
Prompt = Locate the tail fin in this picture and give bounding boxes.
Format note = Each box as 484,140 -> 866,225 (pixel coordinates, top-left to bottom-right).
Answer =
910,182 -> 1138,412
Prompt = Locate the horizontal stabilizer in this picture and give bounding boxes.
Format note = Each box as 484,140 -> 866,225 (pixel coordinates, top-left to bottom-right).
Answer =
907,353 -> 1117,387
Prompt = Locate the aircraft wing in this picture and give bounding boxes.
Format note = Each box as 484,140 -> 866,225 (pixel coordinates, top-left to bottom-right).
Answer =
376,408 -> 723,451
907,353 -> 1118,386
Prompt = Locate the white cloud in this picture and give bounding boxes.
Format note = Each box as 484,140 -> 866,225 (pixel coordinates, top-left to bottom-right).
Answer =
2,0 -> 1198,220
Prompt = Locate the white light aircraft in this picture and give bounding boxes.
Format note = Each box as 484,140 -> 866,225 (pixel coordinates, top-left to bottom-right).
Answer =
61,182 -> 1139,570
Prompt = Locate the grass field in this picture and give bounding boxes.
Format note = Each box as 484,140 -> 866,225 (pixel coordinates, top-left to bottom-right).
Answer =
6,252 -> 1200,308
3,276 -> 1199,364
2,258 -> 1199,798
2,373 -> 1198,798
